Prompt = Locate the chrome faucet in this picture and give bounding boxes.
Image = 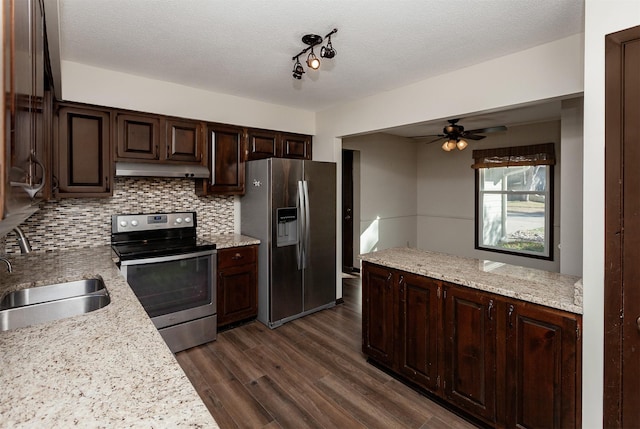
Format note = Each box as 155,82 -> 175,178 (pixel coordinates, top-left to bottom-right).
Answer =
0,256 -> 12,273
13,226 -> 31,254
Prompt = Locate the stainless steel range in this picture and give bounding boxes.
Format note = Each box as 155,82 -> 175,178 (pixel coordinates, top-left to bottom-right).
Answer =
111,211 -> 217,353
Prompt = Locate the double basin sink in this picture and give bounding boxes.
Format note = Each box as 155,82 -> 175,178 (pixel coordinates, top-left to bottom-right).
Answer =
0,278 -> 110,331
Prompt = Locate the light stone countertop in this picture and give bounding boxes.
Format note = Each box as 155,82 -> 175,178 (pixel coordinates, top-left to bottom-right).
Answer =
201,233 -> 260,249
360,247 -> 582,314
0,246 -> 218,428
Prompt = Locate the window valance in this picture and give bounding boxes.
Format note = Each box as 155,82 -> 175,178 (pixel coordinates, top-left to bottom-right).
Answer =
471,143 -> 555,169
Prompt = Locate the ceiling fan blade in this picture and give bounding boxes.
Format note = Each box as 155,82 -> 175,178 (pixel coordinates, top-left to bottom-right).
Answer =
463,134 -> 486,141
426,136 -> 446,144
465,125 -> 507,134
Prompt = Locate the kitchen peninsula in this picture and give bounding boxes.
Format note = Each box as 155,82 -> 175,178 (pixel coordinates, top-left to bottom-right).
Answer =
360,247 -> 582,428
0,235 -> 258,427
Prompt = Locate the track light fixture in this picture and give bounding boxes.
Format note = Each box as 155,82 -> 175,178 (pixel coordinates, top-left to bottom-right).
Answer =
291,28 -> 338,79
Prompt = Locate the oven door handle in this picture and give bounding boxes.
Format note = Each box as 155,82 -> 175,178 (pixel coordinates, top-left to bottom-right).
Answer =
119,249 -> 217,266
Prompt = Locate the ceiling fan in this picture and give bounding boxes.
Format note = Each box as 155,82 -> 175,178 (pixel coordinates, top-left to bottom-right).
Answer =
419,118 -> 507,152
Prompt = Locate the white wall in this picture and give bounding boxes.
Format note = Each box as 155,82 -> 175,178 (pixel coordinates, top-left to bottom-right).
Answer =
417,120 -> 562,272
560,98 -> 584,276
60,61 -> 316,135
583,1 -> 640,426
343,133 -> 418,262
315,34 -> 583,142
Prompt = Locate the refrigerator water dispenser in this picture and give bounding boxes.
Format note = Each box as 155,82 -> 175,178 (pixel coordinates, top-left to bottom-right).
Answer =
276,207 -> 298,247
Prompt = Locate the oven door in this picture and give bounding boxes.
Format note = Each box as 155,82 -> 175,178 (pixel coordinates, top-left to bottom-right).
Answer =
119,249 -> 216,329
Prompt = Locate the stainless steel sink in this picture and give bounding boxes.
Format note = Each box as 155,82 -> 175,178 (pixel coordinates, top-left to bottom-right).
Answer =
0,278 -> 106,309
0,279 -> 110,331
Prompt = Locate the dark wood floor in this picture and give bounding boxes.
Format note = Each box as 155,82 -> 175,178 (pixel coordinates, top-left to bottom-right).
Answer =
175,276 -> 477,429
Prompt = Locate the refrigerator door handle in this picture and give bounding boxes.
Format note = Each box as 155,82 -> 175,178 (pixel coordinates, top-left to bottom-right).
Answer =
303,180 -> 311,269
297,180 -> 305,270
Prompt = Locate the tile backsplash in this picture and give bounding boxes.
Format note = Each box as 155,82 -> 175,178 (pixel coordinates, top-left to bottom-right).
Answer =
2,178 -> 235,254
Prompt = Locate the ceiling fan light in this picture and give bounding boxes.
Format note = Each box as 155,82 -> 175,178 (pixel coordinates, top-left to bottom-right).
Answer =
442,141 -> 453,152
456,139 -> 468,150
446,139 -> 457,151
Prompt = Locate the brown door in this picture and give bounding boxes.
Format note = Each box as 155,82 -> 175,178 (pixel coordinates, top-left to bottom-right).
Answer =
604,24 -> 640,428
342,149 -> 354,272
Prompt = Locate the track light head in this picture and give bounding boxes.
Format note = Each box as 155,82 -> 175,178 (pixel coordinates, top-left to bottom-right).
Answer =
292,57 -> 305,79
320,36 -> 336,58
306,49 -> 320,69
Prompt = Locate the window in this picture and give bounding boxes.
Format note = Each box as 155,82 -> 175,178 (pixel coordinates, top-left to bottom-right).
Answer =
472,143 -> 555,259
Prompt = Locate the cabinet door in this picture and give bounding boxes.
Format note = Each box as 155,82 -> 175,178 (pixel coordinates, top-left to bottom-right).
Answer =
280,133 -> 312,160
115,113 -> 160,160
246,128 -> 278,160
55,106 -> 112,197
443,284 -> 497,423
217,246 -> 258,327
165,118 -> 203,163
201,124 -> 245,195
362,263 -> 395,366
397,272 -> 440,392
505,302 -> 581,429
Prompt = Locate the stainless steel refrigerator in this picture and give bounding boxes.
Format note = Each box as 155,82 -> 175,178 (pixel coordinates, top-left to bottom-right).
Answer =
241,158 -> 336,328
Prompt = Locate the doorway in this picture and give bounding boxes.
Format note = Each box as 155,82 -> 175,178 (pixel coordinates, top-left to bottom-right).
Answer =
342,149 -> 360,273
604,24 -> 640,428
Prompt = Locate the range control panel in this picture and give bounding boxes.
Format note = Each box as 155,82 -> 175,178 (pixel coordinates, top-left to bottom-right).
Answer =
112,212 -> 196,233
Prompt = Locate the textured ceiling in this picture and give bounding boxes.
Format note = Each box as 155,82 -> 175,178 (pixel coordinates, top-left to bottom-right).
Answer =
58,0 -> 584,119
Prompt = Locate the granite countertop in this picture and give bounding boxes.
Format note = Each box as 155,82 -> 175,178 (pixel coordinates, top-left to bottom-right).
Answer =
201,233 -> 260,249
0,246 -> 218,428
360,247 -> 582,314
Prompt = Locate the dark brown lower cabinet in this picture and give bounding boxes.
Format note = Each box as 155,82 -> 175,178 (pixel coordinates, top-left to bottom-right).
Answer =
361,262 -> 581,429
362,263 -> 395,366
505,302 -> 581,429
443,285 -> 497,424
397,272 -> 440,392
216,245 -> 258,328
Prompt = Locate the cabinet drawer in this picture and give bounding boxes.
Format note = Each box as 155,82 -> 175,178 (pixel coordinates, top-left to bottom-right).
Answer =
218,246 -> 257,269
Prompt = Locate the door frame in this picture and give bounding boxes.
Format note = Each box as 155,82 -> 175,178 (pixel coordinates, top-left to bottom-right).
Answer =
604,24 -> 640,428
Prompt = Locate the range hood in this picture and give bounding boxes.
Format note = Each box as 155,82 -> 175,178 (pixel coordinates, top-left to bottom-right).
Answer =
115,162 -> 210,179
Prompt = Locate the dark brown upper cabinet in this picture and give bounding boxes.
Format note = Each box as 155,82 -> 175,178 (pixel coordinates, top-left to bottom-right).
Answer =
246,128 -> 278,160
196,124 -> 245,196
55,105 -> 112,197
115,113 -> 160,160
280,133 -> 312,159
165,118 -> 204,163
115,113 -> 204,165
246,128 -> 312,161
